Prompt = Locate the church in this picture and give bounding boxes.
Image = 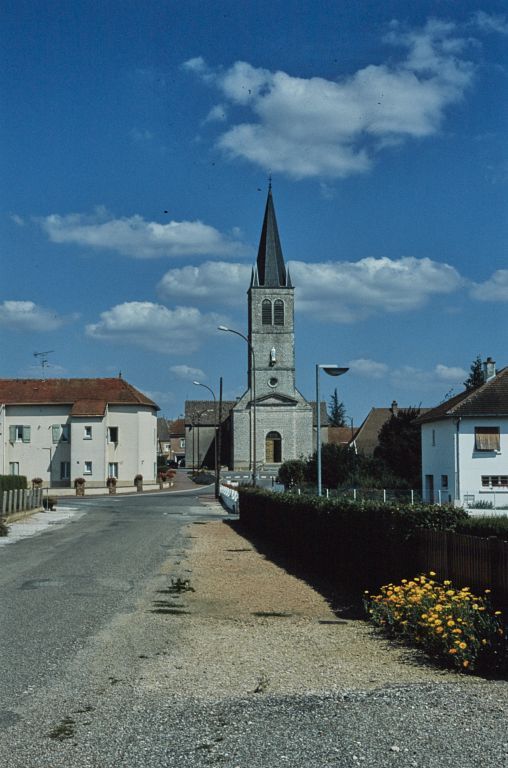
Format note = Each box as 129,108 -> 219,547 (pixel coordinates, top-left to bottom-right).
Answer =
185,187 -> 324,472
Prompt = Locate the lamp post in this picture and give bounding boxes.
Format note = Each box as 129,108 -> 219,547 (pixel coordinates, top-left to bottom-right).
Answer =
218,325 -> 257,486
316,364 -> 348,497
193,380 -> 219,498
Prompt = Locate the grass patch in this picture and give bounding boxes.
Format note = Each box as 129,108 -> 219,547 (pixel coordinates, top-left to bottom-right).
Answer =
48,717 -> 76,741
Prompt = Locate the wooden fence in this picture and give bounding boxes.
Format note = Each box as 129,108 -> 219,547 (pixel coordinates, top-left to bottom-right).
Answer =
1,487 -> 44,518
414,529 -> 508,605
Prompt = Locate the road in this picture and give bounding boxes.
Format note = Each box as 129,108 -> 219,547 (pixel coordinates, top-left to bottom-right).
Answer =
1,491 -> 507,768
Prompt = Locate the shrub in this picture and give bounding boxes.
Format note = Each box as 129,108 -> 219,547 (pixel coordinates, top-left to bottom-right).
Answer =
134,474 -> 143,483
277,459 -> 307,488
457,515 -> 508,541
74,477 -> 85,487
365,572 -> 506,673
0,475 -> 28,493
106,476 -> 117,486
468,500 -> 494,509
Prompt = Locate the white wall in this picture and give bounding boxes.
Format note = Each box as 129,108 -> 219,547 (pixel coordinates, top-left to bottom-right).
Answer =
458,416 -> 508,507
421,420 -> 456,502
1,403 -> 157,488
421,416 -> 508,507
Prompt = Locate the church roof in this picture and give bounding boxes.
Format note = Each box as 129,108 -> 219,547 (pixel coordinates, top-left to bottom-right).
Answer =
252,185 -> 292,288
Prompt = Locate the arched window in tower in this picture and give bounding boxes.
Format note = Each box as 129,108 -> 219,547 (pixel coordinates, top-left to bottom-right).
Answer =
274,299 -> 284,325
262,299 -> 272,325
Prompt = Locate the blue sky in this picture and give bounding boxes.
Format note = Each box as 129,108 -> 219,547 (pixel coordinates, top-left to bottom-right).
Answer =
1,0 -> 507,425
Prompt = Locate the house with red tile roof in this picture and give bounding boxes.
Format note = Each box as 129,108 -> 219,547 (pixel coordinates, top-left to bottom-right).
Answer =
0,377 -> 159,489
415,359 -> 508,508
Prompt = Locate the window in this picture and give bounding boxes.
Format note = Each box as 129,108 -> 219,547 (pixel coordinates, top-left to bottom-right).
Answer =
84,461 -> 92,475
9,462 -> 19,475
441,475 -> 448,489
108,426 -> 119,443
474,427 -> 500,452
52,424 -> 70,443
108,462 -> 118,478
179,438 -> 185,448
60,462 -> 70,480
9,425 -> 30,443
274,299 -> 284,325
262,299 -> 272,325
84,426 -> 92,440
482,476 -> 508,487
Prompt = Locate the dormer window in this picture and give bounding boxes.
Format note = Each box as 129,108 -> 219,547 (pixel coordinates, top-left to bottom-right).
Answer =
262,299 -> 272,325
274,299 -> 284,325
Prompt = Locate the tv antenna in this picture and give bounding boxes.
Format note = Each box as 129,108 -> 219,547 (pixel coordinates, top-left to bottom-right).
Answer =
33,350 -> 54,371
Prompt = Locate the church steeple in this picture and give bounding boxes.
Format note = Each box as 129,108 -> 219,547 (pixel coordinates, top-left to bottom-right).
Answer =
251,184 -> 292,288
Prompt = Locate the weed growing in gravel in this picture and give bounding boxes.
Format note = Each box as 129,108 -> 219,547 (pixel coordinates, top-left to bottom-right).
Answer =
168,577 -> 194,593
48,717 -> 76,741
365,572 -> 506,674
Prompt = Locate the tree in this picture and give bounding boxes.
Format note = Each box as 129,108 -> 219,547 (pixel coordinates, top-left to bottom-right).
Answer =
374,407 -> 422,488
277,459 -> 307,489
328,388 -> 347,427
463,355 -> 484,391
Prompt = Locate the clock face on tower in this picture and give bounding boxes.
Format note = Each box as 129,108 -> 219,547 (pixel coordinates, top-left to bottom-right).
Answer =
268,377 -> 278,388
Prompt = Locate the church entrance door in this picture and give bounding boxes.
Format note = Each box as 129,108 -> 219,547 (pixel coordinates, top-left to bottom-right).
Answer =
265,431 -> 282,463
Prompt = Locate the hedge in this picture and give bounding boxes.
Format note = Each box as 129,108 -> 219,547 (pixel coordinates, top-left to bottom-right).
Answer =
237,488 -> 468,592
0,475 -> 28,493
456,515 -> 508,541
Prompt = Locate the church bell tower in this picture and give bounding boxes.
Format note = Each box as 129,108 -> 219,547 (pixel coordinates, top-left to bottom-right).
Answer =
248,184 -> 296,400
231,185 -> 313,469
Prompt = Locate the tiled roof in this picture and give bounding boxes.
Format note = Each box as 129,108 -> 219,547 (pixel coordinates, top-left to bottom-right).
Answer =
328,426 -> 359,445
354,404 -> 430,455
415,366 -> 508,424
0,378 -> 158,411
185,400 -> 236,425
168,418 -> 185,436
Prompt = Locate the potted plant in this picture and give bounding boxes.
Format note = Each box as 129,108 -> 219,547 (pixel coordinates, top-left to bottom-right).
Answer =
158,471 -> 166,489
134,474 -> 143,492
74,477 -> 86,496
106,476 -> 117,494
31,477 -> 43,488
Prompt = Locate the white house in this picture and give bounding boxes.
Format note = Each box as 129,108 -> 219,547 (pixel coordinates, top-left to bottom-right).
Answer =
416,359 -> 508,508
0,377 -> 159,488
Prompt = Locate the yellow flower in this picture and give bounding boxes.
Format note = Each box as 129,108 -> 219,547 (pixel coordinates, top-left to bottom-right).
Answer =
484,589 -> 491,594
443,580 -> 451,586
495,611 -> 502,615
459,642 -> 467,650
436,626 -> 444,634
429,571 -> 436,576
447,620 -> 455,627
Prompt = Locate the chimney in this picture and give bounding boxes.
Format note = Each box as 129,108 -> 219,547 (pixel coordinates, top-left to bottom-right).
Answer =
483,357 -> 496,382
390,400 -> 399,416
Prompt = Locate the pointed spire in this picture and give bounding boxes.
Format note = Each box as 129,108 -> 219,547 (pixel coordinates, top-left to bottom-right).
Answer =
254,183 -> 287,287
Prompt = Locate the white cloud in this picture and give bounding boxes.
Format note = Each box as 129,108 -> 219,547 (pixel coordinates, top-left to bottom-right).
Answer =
348,358 -> 389,378
204,104 -> 228,123
157,256 -> 463,321
10,214 -> 25,226
157,261 -> 251,305
290,256 -> 463,322
434,363 -> 467,382
170,364 -> 206,380
471,11 -> 508,35
184,19 -> 475,179
37,207 -> 248,259
0,301 -> 77,332
470,270 -> 508,301
85,301 -> 227,354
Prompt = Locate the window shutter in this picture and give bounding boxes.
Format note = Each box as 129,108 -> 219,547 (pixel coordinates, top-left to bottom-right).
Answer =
475,427 -> 500,451
9,425 -> 16,442
262,299 -> 272,325
23,425 -> 31,443
52,424 -> 60,443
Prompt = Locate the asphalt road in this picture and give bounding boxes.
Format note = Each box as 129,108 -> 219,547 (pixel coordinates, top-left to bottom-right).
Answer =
1,491 -> 507,768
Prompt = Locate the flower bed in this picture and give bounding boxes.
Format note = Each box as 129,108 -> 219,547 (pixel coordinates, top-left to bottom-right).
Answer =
365,572 -> 506,674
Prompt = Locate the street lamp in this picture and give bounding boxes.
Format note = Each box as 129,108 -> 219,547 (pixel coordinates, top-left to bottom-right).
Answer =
316,364 -> 348,497
193,380 -> 220,498
218,325 -> 257,486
